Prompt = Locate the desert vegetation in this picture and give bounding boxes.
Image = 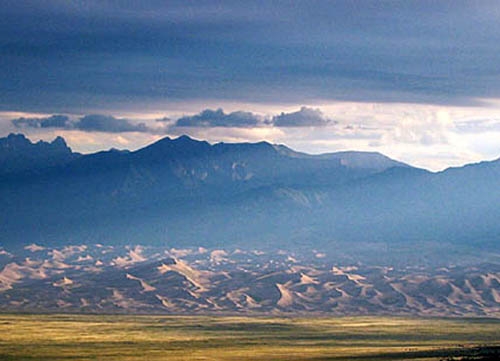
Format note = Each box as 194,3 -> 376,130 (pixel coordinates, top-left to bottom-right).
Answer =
0,315 -> 498,360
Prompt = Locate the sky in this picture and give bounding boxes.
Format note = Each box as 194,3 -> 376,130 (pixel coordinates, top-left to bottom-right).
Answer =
1,0 -> 500,170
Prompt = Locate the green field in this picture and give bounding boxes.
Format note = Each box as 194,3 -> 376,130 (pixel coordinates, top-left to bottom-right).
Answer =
0,314 -> 498,360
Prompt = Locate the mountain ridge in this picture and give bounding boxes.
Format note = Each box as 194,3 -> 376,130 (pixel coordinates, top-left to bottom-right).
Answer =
0,133 -> 499,262
0,133 -> 410,176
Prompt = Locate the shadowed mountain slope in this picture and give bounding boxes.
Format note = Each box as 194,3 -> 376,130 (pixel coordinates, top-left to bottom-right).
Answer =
0,134 -> 499,263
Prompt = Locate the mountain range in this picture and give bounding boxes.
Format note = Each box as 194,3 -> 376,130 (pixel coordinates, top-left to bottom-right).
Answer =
1,133 -> 499,315
1,133 -> 499,266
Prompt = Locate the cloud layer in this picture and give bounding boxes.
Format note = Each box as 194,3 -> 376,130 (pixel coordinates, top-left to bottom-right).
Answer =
11,107 -> 338,134
12,115 -> 71,129
174,107 -> 335,128
12,114 -> 157,134
2,1 -> 500,113
271,107 -> 334,127
176,109 -> 261,128
76,115 -> 150,133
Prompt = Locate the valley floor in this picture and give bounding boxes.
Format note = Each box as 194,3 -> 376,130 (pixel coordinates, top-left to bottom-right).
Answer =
0,314 -> 498,360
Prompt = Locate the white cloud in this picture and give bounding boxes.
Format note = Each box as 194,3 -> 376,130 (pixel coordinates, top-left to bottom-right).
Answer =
383,109 -> 452,146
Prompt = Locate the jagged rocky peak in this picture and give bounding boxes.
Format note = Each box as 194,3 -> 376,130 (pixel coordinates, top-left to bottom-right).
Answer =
0,133 -> 72,153
0,133 -> 78,175
1,133 -> 31,149
50,135 -> 69,149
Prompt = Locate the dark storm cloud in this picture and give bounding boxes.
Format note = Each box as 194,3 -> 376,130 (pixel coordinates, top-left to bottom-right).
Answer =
176,109 -> 261,127
75,114 -> 150,133
12,115 -> 71,129
11,114 -> 159,133
2,0 -> 500,112
271,107 -> 334,127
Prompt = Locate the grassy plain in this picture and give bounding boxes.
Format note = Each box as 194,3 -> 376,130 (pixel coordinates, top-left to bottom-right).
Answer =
0,314 -> 498,360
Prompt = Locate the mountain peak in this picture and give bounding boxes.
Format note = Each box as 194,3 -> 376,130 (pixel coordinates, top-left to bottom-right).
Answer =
1,133 -> 73,153
135,134 -> 211,159
174,134 -> 196,142
51,136 -> 68,147
0,134 -> 77,175
1,133 -> 30,149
